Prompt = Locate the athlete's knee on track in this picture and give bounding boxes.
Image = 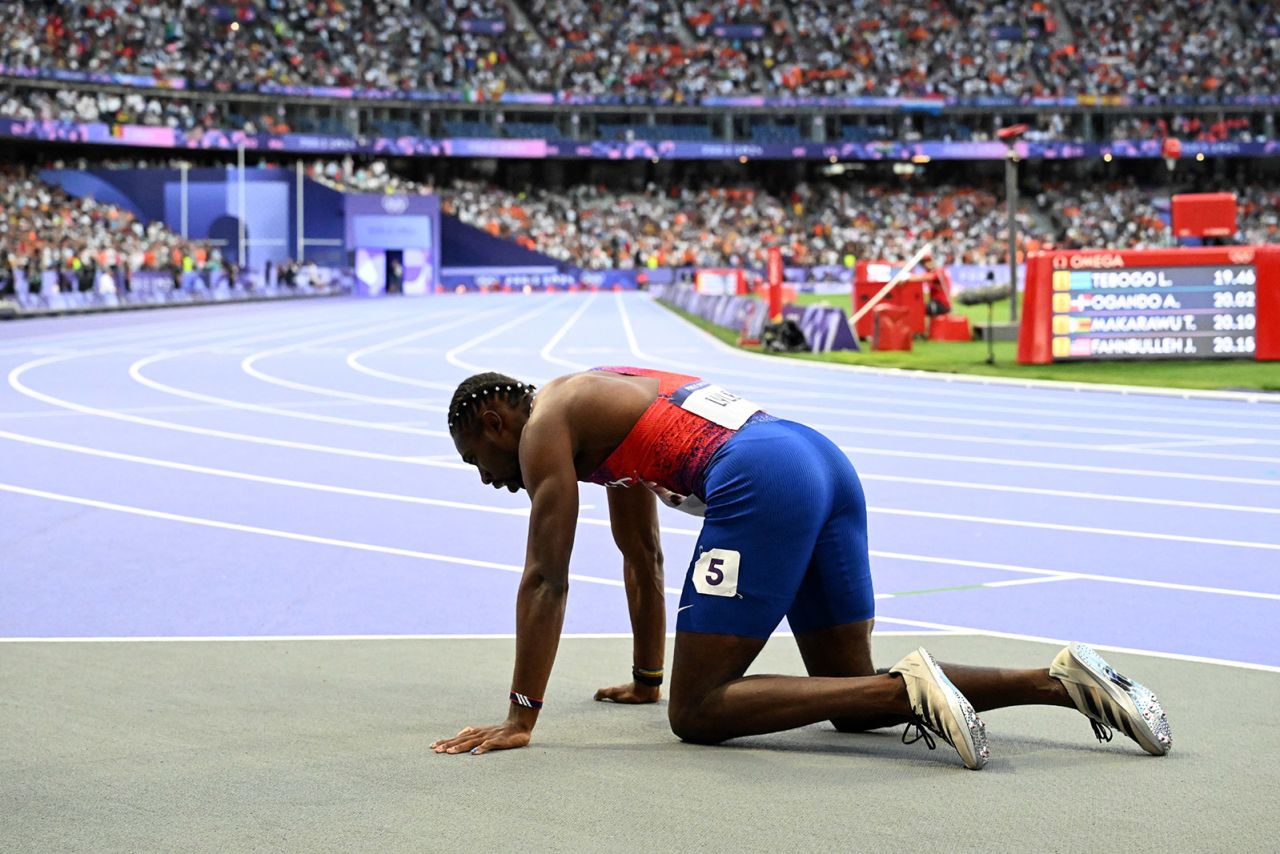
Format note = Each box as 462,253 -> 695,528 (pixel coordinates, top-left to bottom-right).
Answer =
667,698 -> 726,745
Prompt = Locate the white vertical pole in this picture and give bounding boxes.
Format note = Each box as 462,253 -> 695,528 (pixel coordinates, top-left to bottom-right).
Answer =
296,159 -> 304,263
180,162 -> 188,239
237,143 -> 247,268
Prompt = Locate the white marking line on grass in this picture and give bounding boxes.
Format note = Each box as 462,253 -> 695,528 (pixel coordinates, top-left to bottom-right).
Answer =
633,291 -> 1280,407
871,615 -> 1280,674
128,314 -> 450,437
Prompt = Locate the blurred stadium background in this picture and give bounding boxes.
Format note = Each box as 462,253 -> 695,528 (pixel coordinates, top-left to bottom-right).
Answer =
1,0 -> 1278,357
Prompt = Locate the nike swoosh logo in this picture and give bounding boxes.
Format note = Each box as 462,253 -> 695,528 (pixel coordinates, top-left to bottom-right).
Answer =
677,605 -> 694,613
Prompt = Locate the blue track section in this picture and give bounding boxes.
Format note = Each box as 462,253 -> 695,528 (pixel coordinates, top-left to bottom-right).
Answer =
1,294 -> 1278,669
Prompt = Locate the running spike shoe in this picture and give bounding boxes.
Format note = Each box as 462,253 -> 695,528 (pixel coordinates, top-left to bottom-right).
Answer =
889,647 -> 989,770
1049,643 -> 1172,756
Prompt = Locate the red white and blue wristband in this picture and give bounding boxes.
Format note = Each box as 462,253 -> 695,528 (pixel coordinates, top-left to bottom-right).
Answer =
510,691 -> 543,710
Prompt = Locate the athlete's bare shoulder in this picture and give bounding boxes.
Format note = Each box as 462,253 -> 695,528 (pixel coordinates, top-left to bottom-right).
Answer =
524,371 -> 660,473
530,371 -> 656,424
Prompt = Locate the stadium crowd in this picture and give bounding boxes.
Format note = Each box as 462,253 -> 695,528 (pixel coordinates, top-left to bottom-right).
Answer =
0,164 -> 211,295
6,153 -> 1275,292
314,164 -> 1212,269
2,0 -> 1278,101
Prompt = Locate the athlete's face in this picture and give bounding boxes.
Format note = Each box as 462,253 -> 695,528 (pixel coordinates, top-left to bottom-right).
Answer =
453,412 -> 524,493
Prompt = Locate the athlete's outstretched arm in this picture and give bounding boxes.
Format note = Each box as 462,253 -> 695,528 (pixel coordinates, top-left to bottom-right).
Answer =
596,485 -> 665,704
432,414 -> 579,755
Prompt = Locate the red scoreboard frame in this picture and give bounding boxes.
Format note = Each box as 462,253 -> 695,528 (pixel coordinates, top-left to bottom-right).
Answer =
1018,246 -> 1280,364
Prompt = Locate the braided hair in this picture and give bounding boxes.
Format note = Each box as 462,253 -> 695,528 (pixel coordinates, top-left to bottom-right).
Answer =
447,372 -> 536,435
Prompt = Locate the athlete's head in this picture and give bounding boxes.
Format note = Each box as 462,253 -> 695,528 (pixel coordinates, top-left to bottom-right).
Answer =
448,372 -> 536,492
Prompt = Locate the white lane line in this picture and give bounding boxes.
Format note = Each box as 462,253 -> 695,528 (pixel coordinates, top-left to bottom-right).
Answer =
870,551 -> 1280,601
636,292 -> 1280,408
7,362 -> 433,465
0,482 -> 631,591
0,629 -> 955,643
873,506 -> 1280,551
774,404 -> 1280,450
0,481 -> 681,595
982,575 -> 1082,588
840,444 -> 1280,489
870,615 -> 1280,674
680,375 -> 1280,434
0,304 -> 343,351
2,478 -> 1268,672
128,314 -> 451,437
343,299 -> 556,390
8,479 -> 1269,644
616,293 -> 1280,465
5,427 -> 1278,601
538,292 -> 598,371
858,473 -> 1280,515
0,397 -> 416,421
445,299 -> 566,374
1100,438 -> 1266,452
7,311 -> 527,467
818,421 -> 1280,465
240,304 -> 513,407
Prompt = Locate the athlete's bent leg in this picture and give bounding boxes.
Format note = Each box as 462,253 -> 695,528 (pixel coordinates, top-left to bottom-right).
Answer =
792,619 -> 1073,734
666,629 -> 912,745
792,619 -> 909,732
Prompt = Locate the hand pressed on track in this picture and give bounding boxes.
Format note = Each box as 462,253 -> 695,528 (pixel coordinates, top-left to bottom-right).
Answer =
431,722 -> 531,755
594,680 -> 661,704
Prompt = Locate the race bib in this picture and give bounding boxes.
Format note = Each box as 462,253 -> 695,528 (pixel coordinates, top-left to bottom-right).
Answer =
675,382 -> 760,430
692,548 -> 740,597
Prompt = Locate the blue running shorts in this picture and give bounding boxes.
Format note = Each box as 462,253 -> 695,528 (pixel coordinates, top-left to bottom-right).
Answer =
675,419 -> 875,639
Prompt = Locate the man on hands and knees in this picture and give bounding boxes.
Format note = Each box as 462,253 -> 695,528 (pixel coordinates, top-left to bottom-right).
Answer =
432,368 -> 1171,768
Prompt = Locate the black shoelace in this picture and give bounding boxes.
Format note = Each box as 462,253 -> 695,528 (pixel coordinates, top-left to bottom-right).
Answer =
1089,719 -> 1115,744
901,715 -> 957,751
901,719 -> 937,750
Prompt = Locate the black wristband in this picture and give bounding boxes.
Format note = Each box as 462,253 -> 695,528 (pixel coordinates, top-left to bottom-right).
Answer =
632,666 -> 663,687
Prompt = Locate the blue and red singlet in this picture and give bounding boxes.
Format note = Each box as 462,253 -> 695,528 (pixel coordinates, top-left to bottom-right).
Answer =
587,366 -> 774,498
586,366 -> 875,640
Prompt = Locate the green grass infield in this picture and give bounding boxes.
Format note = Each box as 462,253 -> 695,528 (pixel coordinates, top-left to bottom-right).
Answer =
657,295 -> 1280,393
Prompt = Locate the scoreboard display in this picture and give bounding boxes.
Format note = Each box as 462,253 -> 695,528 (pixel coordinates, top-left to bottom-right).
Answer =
1018,247 -> 1280,364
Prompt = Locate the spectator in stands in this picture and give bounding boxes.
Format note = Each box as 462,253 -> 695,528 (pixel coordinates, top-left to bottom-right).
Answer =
0,164 -> 210,289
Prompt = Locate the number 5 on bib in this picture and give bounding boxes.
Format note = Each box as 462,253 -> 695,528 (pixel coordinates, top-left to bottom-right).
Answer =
693,548 -> 740,597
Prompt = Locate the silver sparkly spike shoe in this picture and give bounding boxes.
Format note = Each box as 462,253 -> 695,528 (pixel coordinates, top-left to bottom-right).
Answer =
890,647 -> 989,770
1049,643 -> 1172,756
